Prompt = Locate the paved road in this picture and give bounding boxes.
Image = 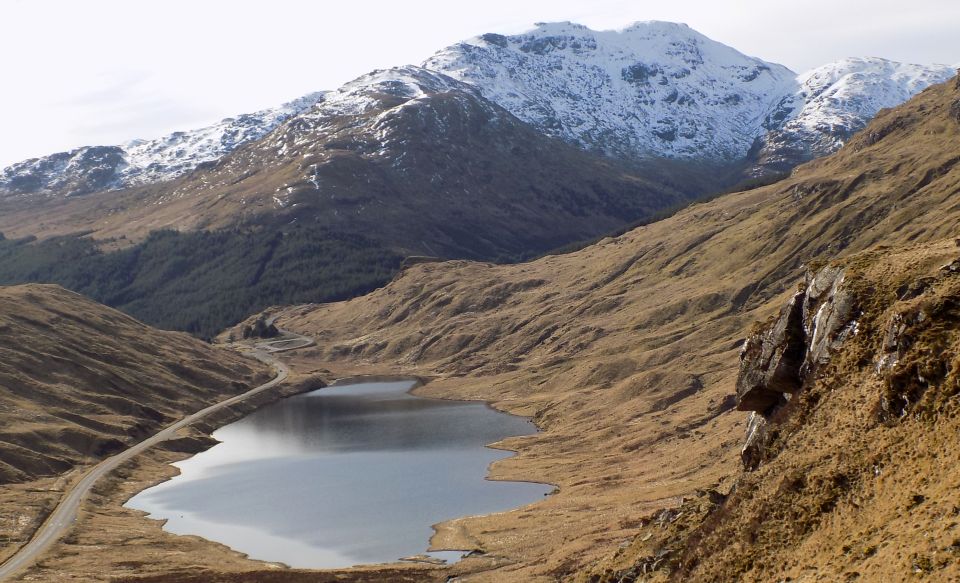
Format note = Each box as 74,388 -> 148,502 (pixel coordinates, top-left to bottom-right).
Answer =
0,333 -> 310,581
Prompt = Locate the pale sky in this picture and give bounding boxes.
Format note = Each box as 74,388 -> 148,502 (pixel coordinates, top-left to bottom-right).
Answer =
1,0 -> 957,167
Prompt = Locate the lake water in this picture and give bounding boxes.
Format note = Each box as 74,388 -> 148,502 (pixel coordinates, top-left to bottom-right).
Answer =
125,379 -> 550,568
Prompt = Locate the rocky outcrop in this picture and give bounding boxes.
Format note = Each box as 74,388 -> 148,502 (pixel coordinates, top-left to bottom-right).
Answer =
735,265 -> 859,468
735,290 -> 805,412
875,259 -> 960,418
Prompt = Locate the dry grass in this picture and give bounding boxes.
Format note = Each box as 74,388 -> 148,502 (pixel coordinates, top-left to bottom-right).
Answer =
5,79 -> 960,581
248,78 -> 960,580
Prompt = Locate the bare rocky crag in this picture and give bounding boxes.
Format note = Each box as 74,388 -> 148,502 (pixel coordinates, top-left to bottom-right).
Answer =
736,264 -> 858,469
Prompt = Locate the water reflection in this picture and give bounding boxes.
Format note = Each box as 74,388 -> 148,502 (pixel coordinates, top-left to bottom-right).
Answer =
126,380 -> 550,568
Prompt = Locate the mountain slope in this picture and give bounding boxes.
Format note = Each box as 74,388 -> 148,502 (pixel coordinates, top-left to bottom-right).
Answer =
0,284 -> 270,485
424,21 -> 796,161
0,65 -> 698,255
141,65 -> 694,259
0,65 -> 702,256
425,22 -> 953,174
0,92 -> 324,199
750,57 -> 955,174
245,76 -> 960,581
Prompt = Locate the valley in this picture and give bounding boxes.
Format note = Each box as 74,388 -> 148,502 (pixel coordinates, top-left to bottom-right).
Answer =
0,23 -> 950,338
0,13 -> 958,583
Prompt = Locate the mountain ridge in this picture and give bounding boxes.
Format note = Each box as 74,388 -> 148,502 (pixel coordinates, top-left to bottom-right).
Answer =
0,91 -> 325,198
1,21 -> 952,199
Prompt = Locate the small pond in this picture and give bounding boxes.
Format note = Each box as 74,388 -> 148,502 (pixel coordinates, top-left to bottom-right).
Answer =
126,379 -> 550,568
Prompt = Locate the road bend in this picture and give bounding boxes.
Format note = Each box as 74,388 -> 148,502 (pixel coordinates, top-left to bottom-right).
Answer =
0,332 -> 312,581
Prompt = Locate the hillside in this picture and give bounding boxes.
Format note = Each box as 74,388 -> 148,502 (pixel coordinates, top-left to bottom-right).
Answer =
242,75 -> 960,581
0,66 -> 701,336
0,228 -> 402,337
0,66 -> 694,252
0,23 -> 948,338
0,284 -> 270,485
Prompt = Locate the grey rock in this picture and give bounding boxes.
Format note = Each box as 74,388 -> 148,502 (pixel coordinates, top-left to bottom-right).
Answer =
734,264 -> 858,469
736,290 -> 806,412
802,267 -> 856,376
741,411 -> 770,470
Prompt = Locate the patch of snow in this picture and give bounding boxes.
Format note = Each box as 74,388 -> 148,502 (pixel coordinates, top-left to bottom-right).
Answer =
423,20 -> 798,160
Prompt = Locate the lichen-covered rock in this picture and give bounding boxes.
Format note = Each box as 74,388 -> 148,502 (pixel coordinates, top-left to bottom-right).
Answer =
801,267 -> 857,375
740,411 -> 769,470
736,290 -> 805,412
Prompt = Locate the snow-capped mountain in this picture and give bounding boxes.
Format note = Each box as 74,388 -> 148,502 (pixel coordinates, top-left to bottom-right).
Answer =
424,22 -> 954,174
1,21 -> 954,200
0,92 -> 324,198
104,65 -> 692,260
424,21 -> 797,161
750,57 -> 955,174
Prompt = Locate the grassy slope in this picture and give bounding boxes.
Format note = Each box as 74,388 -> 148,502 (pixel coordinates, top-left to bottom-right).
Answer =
0,283 -> 270,485
253,77 -> 960,580
673,241 -> 960,582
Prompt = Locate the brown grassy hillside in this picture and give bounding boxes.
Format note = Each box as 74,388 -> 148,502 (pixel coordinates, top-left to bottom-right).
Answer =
254,76 -> 960,580
589,241 -> 960,582
0,284 -> 270,485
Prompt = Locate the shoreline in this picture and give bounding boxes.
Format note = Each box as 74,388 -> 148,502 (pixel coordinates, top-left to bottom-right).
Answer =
123,371 -> 557,574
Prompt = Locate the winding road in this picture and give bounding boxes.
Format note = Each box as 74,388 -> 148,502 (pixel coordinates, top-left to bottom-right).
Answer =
0,332 -> 314,581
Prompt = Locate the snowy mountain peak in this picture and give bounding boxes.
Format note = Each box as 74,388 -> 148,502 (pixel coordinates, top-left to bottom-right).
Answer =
424,21 -> 797,160
313,65 -> 474,117
2,21 -> 954,200
0,91 -> 325,198
750,57 -> 955,175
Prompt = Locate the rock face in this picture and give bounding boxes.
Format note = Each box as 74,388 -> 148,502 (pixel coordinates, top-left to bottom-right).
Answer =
735,290 -> 805,412
735,265 -> 858,468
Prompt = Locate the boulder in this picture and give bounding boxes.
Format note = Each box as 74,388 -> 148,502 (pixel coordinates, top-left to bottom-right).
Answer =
736,290 -> 806,412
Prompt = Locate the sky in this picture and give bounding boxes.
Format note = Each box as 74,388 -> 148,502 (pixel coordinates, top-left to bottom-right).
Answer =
0,0 -> 957,168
